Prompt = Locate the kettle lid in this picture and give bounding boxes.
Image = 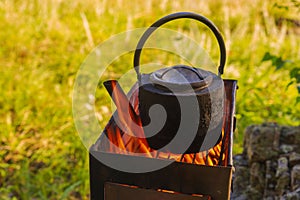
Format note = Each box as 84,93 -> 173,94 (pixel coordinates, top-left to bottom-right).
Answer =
149,65 -> 213,92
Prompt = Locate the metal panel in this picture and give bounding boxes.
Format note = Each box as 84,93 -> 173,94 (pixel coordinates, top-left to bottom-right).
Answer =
90,150 -> 232,200
223,80 -> 238,166
104,182 -> 211,200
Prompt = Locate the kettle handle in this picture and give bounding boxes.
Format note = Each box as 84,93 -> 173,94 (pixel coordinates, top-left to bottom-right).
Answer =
133,12 -> 226,80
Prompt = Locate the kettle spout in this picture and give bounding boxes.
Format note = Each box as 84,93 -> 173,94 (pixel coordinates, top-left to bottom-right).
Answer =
103,80 -> 139,124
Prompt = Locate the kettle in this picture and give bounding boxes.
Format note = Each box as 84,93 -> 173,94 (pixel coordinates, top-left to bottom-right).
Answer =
105,12 -> 226,154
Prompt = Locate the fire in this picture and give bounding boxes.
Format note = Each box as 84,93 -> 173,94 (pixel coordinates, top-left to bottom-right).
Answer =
101,81 -> 227,166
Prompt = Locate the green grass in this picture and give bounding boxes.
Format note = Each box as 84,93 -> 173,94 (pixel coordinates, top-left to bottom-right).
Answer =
0,0 -> 299,199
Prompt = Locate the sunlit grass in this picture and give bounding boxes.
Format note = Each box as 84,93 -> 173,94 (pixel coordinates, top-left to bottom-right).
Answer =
0,0 -> 299,199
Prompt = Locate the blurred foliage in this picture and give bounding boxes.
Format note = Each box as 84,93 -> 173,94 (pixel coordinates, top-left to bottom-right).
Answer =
0,0 -> 299,199
261,52 -> 300,104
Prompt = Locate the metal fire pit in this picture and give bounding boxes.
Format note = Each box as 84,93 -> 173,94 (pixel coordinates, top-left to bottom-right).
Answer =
89,80 -> 237,200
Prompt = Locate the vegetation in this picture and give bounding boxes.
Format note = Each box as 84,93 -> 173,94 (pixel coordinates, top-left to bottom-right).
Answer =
0,0 -> 299,199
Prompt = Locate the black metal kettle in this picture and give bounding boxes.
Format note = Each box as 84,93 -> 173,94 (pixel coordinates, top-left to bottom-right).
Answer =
133,12 -> 227,153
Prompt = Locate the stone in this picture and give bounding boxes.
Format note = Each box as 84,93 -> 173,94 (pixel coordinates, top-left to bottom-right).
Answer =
233,154 -> 248,166
250,162 -> 265,193
280,144 -> 296,154
231,154 -> 250,199
276,157 -> 289,177
275,171 -> 290,196
230,194 -> 248,200
264,160 -> 278,197
290,153 -> 300,167
243,125 -> 252,155
232,166 -> 250,198
246,186 -> 263,200
264,197 -> 276,200
275,157 -> 290,196
244,125 -> 279,163
291,165 -> 300,191
232,124 -> 300,200
281,188 -> 300,200
280,126 -> 300,145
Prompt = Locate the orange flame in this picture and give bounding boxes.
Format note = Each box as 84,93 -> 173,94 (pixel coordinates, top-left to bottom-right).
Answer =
102,82 -> 226,166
